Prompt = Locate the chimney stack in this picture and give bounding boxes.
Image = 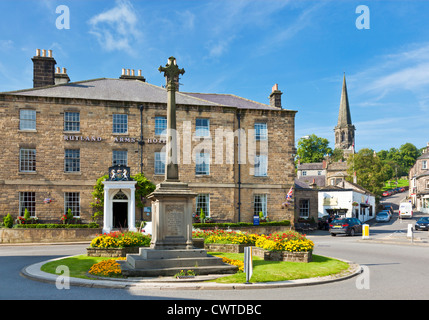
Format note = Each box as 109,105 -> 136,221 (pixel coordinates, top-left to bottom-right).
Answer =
32,49 -> 57,88
269,83 -> 283,108
119,68 -> 146,82
55,67 -> 70,85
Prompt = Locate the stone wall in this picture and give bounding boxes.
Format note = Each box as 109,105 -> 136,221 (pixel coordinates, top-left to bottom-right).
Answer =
0,228 -> 102,244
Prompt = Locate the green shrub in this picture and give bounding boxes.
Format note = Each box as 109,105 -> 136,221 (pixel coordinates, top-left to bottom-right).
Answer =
15,223 -> 99,229
3,214 -> 13,228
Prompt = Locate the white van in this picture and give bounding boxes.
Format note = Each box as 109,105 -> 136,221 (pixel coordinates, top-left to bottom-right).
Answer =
399,202 -> 413,219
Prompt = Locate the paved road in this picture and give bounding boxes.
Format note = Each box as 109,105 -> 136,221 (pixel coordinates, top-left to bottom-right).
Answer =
1,193 -> 428,300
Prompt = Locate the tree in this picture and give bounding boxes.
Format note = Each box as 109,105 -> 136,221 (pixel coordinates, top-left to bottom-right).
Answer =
377,143 -> 421,180
90,173 -> 156,218
347,148 -> 389,196
296,134 -> 332,164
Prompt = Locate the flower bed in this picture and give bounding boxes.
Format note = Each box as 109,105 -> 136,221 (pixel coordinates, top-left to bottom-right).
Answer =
89,231 -> 151,249
87,231 -> 151,257
195,229 -> 314,262
88,258 -> 126,278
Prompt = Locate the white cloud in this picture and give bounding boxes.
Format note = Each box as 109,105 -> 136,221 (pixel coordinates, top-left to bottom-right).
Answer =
88,0 -> 142,53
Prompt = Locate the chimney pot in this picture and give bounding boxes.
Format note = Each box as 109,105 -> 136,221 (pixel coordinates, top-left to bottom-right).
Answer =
269,83 -> 283,108
138,69 -> 142,76
32,49 -> 56,88
131,69 -> 135,76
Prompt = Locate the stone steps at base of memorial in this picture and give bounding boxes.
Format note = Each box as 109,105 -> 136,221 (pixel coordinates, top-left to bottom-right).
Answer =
119,261 -> 237,277
126,255 -> 228,269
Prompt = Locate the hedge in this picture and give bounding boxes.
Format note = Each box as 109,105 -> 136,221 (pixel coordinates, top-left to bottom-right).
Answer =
192,220 -> 290,229
14,223 -> 100,229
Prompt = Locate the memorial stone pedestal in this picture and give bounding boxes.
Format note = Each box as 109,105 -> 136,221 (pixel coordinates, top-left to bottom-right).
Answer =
120,57 -> 237,277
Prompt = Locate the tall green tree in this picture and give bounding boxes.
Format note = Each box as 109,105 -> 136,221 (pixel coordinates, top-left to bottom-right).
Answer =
296,134 -> 332,164
347,148 -> 390,196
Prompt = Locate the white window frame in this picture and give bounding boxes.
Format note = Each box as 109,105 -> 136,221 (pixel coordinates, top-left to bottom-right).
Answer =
19,148 -> 36,172
254,154 -> 268,177
254,123 -> 267,141
113,150 -> 128,166
64,149 -> 80,172
113,114 -> 128,134
155,116 -> 167,136
195,152 -> 210,175
154,152 -> 166,175
299,199 -> 310,218
64,192 -> 80,217
423,160 -> 428,170
64,112 -> 80,132
253,194 -> 267,217
195,118 -> 210,137
19,109 -> 36,131
19,192 -> 36,217
196,194 -> 210,218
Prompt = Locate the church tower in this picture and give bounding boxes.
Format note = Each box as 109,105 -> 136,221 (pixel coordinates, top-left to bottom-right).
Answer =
334,74 -> 355,154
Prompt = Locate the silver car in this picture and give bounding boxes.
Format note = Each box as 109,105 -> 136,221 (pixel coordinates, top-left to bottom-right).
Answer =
376,212 -> 390,222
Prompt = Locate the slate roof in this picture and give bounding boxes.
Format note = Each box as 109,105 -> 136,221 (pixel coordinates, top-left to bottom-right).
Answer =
1,78 -> 291,111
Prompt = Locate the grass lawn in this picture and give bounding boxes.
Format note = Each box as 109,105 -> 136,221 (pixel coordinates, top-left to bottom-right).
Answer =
40,252 -> 350,283
382,179 -> 409,191
209,252 -> 349,283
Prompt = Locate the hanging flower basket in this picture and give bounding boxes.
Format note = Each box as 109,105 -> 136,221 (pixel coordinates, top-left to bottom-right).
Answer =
352,202 -> 359,207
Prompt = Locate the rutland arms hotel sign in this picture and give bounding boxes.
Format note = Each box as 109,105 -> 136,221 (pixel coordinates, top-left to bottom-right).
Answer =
63,135 -> 166,144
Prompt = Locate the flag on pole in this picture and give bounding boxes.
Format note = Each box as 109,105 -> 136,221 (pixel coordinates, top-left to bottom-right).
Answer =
282,187 -> 293,208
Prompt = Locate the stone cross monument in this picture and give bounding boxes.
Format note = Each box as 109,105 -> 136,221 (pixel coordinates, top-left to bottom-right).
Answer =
120,57 -> 236,277
159,56 -> 185,182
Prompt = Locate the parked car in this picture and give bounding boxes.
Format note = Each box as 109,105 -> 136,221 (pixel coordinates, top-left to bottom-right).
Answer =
383,205 -> 394,215
329,218 -> 363,236
399,202 -> 413,219
376,212 -> 391,222
382,191 -> 390,197
415,217 -> 429,231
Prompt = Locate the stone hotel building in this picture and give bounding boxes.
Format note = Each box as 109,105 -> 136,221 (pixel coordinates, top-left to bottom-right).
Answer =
0,50 -> 297,227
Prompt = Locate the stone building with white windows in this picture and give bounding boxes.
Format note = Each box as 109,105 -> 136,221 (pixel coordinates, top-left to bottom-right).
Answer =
409,143 -> 429,213
0,50 -> 297,227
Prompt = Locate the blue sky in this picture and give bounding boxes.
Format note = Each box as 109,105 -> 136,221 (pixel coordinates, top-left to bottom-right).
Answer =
0,0 -> 428,152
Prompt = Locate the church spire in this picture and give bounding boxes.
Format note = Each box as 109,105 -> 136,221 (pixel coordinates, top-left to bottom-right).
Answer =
334,73 -> 355,152
337,73 -> 352,126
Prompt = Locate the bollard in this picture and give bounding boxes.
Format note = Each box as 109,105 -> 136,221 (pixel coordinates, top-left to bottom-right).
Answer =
244,246 -> 253,284
362,224 -> 370,240
407,224 -> 413,241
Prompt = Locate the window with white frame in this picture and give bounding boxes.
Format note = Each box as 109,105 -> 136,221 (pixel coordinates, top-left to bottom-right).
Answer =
19,192 -> 36,217
423,160 -> 428,170
154,152 -> 166,175
426,179 -> 429,189
155,116 -> 167,136
113,114 -> 128,134
64,112 -> 80,132
254,154 -> 268,177
19,148 -> 36,172
196,194 -> 210,218
253,194 -> 267,217
64,149 -> 80,172
19,109 -> 36,130
299,199 -> 310,217
65,192 -> 80,217
113,150 -> 128,166
254,123 -> 267,141
195,118 -> 210,137
195,152 -> 210,175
